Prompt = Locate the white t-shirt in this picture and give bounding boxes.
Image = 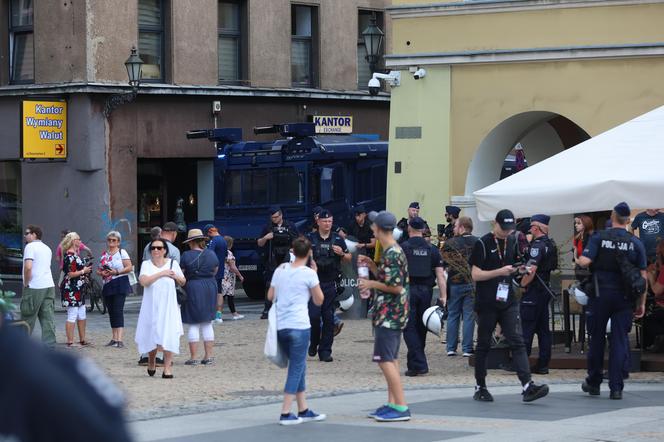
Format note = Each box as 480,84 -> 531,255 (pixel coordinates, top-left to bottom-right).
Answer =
23,241 -> 55,289
270,263 -> 320,330
102,249 -> 131,280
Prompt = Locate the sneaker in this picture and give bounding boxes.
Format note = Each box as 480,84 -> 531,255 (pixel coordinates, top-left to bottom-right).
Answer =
522,382 -> 549,402
462,352 -> 474,358
114,341 -> 125,348
279,413 -> 303,426
184,359 -> 199,366
473,387 -> 494,402
367,405 -> 389,418
581,381 -> 600,396
308,346 -> 317,357
374,407 -> 411,422
298,409 -> 326,422
405,369 -> 428,377
319,355 -> 333,362
214,315 -> 224,324
447,351 -> 457,356
260,312 -> 269,320
232,314 -> 244,320
200,358 -> 215,365
610,390 -> 622,400
215,311 -> 222,320
105,340 -> 117,347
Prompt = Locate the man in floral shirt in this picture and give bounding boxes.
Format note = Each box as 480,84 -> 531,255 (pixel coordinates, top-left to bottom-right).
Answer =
358,211 -> 410,422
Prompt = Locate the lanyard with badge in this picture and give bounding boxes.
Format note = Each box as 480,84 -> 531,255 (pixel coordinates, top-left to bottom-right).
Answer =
494,236 -> 510,302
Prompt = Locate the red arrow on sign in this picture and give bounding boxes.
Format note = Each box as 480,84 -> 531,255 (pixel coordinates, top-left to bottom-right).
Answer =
55,144 -> 64,155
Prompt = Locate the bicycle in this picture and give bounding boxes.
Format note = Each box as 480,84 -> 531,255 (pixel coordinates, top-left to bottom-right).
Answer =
80,256 -> 105,314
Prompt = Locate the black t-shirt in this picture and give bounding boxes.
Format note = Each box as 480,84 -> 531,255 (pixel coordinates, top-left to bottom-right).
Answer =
347,220 -> 374,255
469,232 -> 519,311
0,325 -> 132,442
631,211 -> 664,260
401,236 -> 443,286
307,231 -> 348,282
442,234 -> 479,285
259,220 -> 298,266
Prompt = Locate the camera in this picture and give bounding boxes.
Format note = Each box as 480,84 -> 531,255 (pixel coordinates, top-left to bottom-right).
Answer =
368,77 -> 381,96
367,71 -> 401,96
413,68 -> 426,80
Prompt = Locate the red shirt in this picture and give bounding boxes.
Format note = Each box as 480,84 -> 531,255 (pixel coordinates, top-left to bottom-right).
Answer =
656,270 -> 664,308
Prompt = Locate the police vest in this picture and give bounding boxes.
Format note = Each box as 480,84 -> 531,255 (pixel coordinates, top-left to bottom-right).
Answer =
529,236 -> 558,277
311,233 -> 341,273
403,239 -> 432,279
593,231 -> 635,273
271,225 -> 292,259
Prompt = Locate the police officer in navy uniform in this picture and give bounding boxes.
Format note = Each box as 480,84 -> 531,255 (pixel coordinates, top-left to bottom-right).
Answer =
401,217 -> 447,376
441,205 -> 461,242
257,206 -> 298,319
397,202 -> 432,243
307,209 -> 351,362
519,214 -> 556,375
577,202 -> 647,400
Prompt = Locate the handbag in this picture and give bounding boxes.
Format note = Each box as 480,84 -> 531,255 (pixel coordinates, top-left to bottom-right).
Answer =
170,259 -> 188,305
264,270 -> 288,368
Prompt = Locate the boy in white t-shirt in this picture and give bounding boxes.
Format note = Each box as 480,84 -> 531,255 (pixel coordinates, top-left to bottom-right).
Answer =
21,224 -> 56,346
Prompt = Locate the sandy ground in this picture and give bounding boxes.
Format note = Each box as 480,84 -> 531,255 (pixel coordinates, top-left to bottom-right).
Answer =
53,311 -> 664,421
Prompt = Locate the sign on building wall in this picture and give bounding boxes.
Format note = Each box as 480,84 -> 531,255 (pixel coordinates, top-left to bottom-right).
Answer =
22,99 -> 67,159
312,115 -> 353,134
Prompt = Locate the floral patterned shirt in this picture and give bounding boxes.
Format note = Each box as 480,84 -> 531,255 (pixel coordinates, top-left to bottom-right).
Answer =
61,252 -> 87,307
371,244 -> 409,330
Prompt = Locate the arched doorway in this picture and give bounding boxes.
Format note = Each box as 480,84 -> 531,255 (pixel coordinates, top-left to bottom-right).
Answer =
457,111 -> 590,256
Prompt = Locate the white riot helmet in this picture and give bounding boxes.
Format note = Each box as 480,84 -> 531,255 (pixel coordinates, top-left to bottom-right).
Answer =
422,306 -> 446,336
339,295 -> 354,312
570,282 -> 588,306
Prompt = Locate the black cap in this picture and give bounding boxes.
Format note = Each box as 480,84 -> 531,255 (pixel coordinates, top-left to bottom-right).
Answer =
369,210 -> 397,230
162,222 -> 178,232
268,205 -> 281,216
614,202 -> 630,217
530,214 -> 550,226
312,206 -> 323,216
408,216 -> 426,230
318,209 -> 332,219
353,204 -> 366,215
445,205 -> 460,217
408,202 -> 420,209
495,209 -> 516,231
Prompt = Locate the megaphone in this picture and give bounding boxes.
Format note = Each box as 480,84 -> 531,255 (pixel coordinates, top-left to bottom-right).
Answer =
345,239 -> 358,254
393,228 -> 403,241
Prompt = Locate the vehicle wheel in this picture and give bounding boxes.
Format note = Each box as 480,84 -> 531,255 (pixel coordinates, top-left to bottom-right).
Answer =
243,280 -> 265,300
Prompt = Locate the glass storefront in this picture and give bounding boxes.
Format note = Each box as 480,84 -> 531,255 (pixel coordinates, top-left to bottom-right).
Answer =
0,162 -> 22,279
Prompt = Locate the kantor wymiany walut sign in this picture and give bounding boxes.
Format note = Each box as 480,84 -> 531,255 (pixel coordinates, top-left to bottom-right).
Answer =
312,115 -> 353,134
22,100 -> 67,159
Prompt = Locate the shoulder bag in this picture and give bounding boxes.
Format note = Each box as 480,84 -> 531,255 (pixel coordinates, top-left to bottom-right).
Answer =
264,264 -> 288,368
170,258 -> 188,305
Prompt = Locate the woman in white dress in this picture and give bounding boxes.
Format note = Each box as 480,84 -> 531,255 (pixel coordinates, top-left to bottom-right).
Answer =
135,239 -> 186,378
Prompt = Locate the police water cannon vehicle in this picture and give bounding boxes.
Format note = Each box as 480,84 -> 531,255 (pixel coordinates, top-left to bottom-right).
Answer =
186,122 -> 388,300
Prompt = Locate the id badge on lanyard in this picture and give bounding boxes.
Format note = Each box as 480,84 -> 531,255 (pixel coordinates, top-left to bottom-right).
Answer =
496,281 -> 510,302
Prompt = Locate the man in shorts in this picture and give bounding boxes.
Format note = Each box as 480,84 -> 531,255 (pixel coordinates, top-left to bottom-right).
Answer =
358,211 -> 411,422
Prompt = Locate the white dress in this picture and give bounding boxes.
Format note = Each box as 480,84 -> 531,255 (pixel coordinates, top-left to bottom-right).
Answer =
135,259 -> 184,354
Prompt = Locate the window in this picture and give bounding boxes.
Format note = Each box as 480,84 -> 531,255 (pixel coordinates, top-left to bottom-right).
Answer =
291,4 -> 318,87
357,10 -> 384,90
0,162 -> 22,279
138,0 -> 164,82
218,0 -> 243,83
9,0 -> 34,83
224,168 -> 303,206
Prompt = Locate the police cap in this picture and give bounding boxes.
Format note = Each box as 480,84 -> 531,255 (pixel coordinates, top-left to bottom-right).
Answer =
312,206 -> 323,216
353,204 -> 367,214
408,216 -> 426,230
495,209 -> 516,231
318,209 -> 333,219
409,202 -> 420,210
445,205 -> 460,217
531,214 -> 550,226
370,210 -> 397,230
614,202 -> 631,217
268,205 -> 282,216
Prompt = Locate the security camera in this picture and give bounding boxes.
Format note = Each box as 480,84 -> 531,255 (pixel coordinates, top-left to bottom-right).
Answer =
367,71 -> 401,96
413,68 -> 426,80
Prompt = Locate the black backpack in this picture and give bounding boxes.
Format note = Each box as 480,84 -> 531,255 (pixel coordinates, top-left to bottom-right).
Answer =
601,230 -> 646,301
537,237 -> 558,273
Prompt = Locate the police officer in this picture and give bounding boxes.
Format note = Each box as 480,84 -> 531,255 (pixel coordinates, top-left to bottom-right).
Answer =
576,202 -> 647,400
307,209 -> 351,362
470,209 -> 549,402
397,202 -> 431,243
519,214 -> 556,375
340,204 -> 376,257
441,205 -> 461,242
401,217 -> 446,376
257,206 -> 298,319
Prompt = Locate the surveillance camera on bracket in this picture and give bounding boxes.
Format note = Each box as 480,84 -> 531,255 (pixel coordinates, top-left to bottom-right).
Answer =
413,68 -> 426,80
368,71 -> 401,96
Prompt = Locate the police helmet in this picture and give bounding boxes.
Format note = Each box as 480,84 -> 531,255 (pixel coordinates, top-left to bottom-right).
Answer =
393,228 -> 403,241
339,295 -> 354,312
422,306 -> 446,336
570,282 -> 588,306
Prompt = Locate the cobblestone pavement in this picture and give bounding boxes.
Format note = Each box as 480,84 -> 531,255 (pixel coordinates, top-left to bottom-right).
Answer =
39,292 -> 664,424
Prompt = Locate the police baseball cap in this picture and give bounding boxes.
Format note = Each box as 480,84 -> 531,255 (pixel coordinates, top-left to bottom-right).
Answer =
614,202 -> 631,217
408,216 -> 426,230
318,209 -> 332,219
369,210 -> 397,230
353,204 -> 367,214
445,205 -> 460,217
203,223 -> 216,234
495,209 -> 516,231
530,214 -> 550,226
409,202 -> 420,209
312,206 -> 323,216
268,205 -> 282,216
162,222 -> 178,232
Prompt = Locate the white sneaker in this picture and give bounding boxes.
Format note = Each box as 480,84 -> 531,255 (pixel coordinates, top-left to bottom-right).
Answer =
214,318 -> 223,324
462,352 -> 474,357
447,351 -> 457,356
232,314 -> 245,320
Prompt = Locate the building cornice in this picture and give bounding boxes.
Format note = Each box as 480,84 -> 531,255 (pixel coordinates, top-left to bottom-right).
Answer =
386,42 -> 664,67
0,82 -> 390,102
387,0 -> 664,18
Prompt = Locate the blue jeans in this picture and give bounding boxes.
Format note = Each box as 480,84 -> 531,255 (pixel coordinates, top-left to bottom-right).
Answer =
446,283 -> 475,353
277,328 -> 310,394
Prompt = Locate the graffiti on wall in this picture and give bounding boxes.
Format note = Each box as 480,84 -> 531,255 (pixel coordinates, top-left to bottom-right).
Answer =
100,210 -> 136,254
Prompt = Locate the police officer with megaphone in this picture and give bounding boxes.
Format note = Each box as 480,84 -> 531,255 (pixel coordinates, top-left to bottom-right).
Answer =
400,217 -> 446,376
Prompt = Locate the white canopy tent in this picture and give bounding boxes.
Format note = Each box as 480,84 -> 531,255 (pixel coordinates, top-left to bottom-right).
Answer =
474,105 -> 664,221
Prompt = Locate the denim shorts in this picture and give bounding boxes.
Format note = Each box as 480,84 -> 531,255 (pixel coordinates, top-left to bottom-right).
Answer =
372,326 -> 402,363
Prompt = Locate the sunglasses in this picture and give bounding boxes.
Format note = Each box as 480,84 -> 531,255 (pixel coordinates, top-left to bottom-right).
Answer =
24,231 -> 32,235
150,246 -> 165,251
107,238 -> 118,242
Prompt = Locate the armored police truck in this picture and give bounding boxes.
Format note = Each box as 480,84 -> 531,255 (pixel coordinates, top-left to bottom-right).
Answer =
187,123 -> 388,300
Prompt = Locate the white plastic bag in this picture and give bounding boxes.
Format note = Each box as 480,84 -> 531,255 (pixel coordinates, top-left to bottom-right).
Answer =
264,297 -> 288,368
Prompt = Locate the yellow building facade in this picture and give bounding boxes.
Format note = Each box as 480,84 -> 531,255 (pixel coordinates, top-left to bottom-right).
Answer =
384,0 -> 664,234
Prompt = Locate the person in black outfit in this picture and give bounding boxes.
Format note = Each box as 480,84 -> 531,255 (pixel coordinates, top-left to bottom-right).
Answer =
257,206 -> 298,319
0,321 -> 132,442
401,217 -> 446,376
470,209 -> 549,403
397,202 -> 431,243
307,209 -> 351,362
341,204 -> 376,257
441,205 -> 461,242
